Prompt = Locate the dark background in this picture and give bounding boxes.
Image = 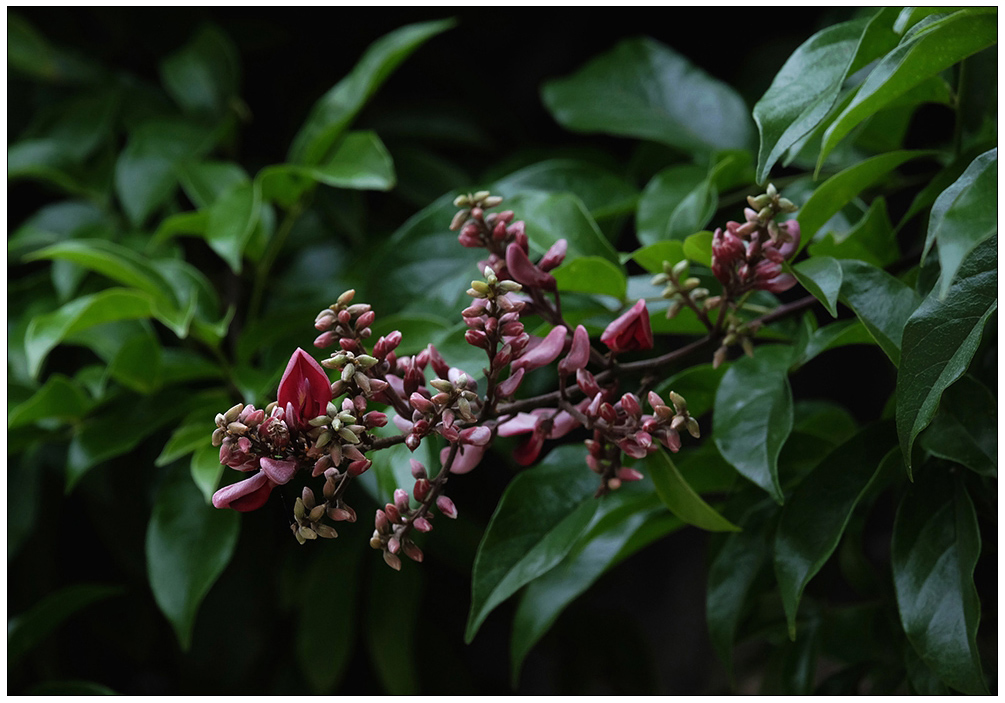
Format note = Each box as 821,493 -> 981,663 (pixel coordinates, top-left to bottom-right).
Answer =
11,7 -> 924,696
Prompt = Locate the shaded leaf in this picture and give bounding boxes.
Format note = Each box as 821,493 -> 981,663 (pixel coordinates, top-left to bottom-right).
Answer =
491,159 -> 639,219
160,23 -> 239,115
146,468 -> 240,651
7,374 -> 92,429
552,256 -> 626,299
308,130 -> 395,191
896,236 -> 996,475
542,37 -> 754,153
176,160 -> 250,209
629,240 -> 685,274
808,196 -> 899,268
647,450 -> 739,531
157,419 -> 215,468
793,256 -> 842,317
921,375 -> 996,477
190,443 -> 225,505
507,191 -> 619,264
206,180 -> 261,274
714,345 -> 794,503
837,260 -> 920,366
635,164 -> 708,246
28,681 -> 117,695
683,230 -> 713,267
366,552 -> 423,694
892,471 -> 986,694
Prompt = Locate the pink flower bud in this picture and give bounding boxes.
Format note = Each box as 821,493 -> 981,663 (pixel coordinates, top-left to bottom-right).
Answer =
505,241 -> 556,291
496,367 -> 525,396
413,517 -> 433,533
600,300 -> 653,354
409,458 -> 426,478
558,324 -> 590,376
465,329 -> 490,349
314,331 -> 337,348
576,368 -> 602,398
375,509 -> 390,533
538,238 -> 568,272
443,443 -> 486,475
277,348 -> 333,430
394,488 -> 410,512
513,325 -> 568,373
348,459 -> 372,476
617,467 -> 645,482
410,392 -> 434,414
620,392 -> 642,419
436,495 -> 458,519
405,434 -> 421,451
414,478 -> 431,501
459,426 -> 492,446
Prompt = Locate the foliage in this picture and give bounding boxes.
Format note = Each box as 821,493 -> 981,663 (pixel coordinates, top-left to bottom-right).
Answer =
7,8 -> 996,695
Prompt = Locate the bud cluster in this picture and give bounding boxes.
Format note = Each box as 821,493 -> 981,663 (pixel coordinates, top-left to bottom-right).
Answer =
652,259 -> 711,320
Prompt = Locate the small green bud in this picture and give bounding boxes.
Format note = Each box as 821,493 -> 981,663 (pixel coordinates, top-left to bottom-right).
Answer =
668,391 -> 687,413
341,363 -> 355,383
337,289 -> 356,306
473,190 -> 491,202
683,277 -> 701,291
309,415 -> 330,428
497,280 -> 522,293
294,498 -> 306,520
453,194 -> 470,208
686,417 -> 701,439
470,280 -> 491,295
354,354 -> 378,370
337,427 -> 360,444
309,504 -> 326,522
672,259 -> 689,279
482,195 -> 503,208
766,183 -> 778,199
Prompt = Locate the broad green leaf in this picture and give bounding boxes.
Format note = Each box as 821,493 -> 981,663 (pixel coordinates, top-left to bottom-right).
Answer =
793,256 -> 842,317
507,191 -> 619,264
146,468 -> 240,651
159,23 -> 239,115
206,180 -> 261,273
819,8 -> 997,166
837,260 -> 920,366
775,423 -> 896,638
8,200 -> 111,256
892,472 -> 986,694
635,164 -> 718,246
490,159 -> 639,219
466,445 -> 600,643
25,289 -> 156,378
176,160 -> 250,209
706,500 -> 776,677
366,552 -> 423,694
152,210 -> 209,245
647,450 -> 739,531
297,543 -> 364,692
629,240 -> 685,274
714,345 -> 794,503
798,150 -> 935,247
307,130 -> 395,191
7,374 -> 92,429
542,38 -> 754,154
104,325 -> 163,394
66,388 -> 191,492
157,419 -> 215,468
923,148 -> 997,298
808,196 -> 899,268
896,236 -> 996,475
8,584 -> 122,667
288,19 -> 454,165
921,376 -> 996,477
683,230 -> 713,267
791,400 -> 858,446
796,318 -> 875,367
190,443 -> 225,505
754,10 -> 899,182
552,256 -> 627,300
511,486 -> 675,684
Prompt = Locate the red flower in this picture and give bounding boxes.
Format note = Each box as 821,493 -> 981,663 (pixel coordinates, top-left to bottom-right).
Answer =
600,299 -> 653,354
277,348 -> 332,429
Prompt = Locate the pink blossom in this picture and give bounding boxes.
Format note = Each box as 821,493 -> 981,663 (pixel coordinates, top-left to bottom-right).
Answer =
600,299 -> 653,354
505,241 -> 556,291
212,471 -> 275,512
277,348 -> 332,429
513,325 -> 568,372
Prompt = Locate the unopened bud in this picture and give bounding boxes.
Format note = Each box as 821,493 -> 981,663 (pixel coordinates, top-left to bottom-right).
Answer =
383,551 -> 402,571
413,517 -> 433,533
436,495 -> 458,519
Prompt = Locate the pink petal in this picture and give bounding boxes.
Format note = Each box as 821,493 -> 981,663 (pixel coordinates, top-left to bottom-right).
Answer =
212,472 -> 275,512
442,443 -> 486,475
260,457 -> 298,485
557,324 -> 590,376
513,325 -> 568,372
505,242 -> 556,290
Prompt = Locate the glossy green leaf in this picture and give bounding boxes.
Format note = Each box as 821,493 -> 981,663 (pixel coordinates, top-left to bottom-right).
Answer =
206,180 -> 260,274
176,160 -> 250,209
648,450 -> 739,531
892,472 -> 987,694
466,445 -> 600,643
551,256 -> 627,299
683,230 -> 713,267
297,543 -> 364,692
798,150 -> 935,247
366,552 -> 423,694
542,37 -> 754,153
491,159 -> 639,219
923,148 -> 997,298
819,8 -> 997,166
775,423 -> 896,637
190,443 -> 225,505
511,486 -> 675,684
796,319 -> 875,368
288,19 -> 454,164
25,289 -> 156,378
629,240 -> 685,274
308,130 -> 395,191
8,584 -> 123,667
146,468 -> 240,651
7,374 -> 92,429
654,362 -> 726,419
896,236 -> 996,475
507,190 -> 619,264
808,196 -> 899,268
159,23 -> 239,115
714,345 -> 794,503
837,260 -> 920,366
157,419 -> 215,468
921,376 -> 996,477
635,165 -> 714,246
793,256 -> 842,317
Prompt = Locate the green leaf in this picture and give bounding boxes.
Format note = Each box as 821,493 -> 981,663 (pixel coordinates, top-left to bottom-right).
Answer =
896,236 -> 996,475
753,10 -> 899,182
551,256 -> 627,299
8,584 -> 123,668
206,180 -> 261,274
714,345 -> 794,503
7,374 -> 92,429
490,159 -> 639,219
288,19 -> 454,165
146,468 -> 240,651
190,443 -> 225,505
366,553 -> 423,694
24,289 -> 156,378
793,256 -> 842,317
28,681 -> 117,695
507,191 -> 619,264
647,450 -> 739,531
924,148 -> 997,298
542,37 -> 754,153
297,543 -> 364,693
635,165 -> 708,246
654,362 -> 726,419
892,471 -> 987,694
157,420 -> 215,468
159,23 -> 239,115
466,445 -> 600,643
683,231 -> 713,267
819,8 -> 997,166
837,260 -> 920,366
309,130 -> 396,190
798,150 -> 935,247
921,376 -> 996,477
176,160 -> 250,209
775,423 -> 896,638
629,240 -> 685,274
808,196 -> 899,268
796,319 -> 876,368
510,486 -> 676,685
